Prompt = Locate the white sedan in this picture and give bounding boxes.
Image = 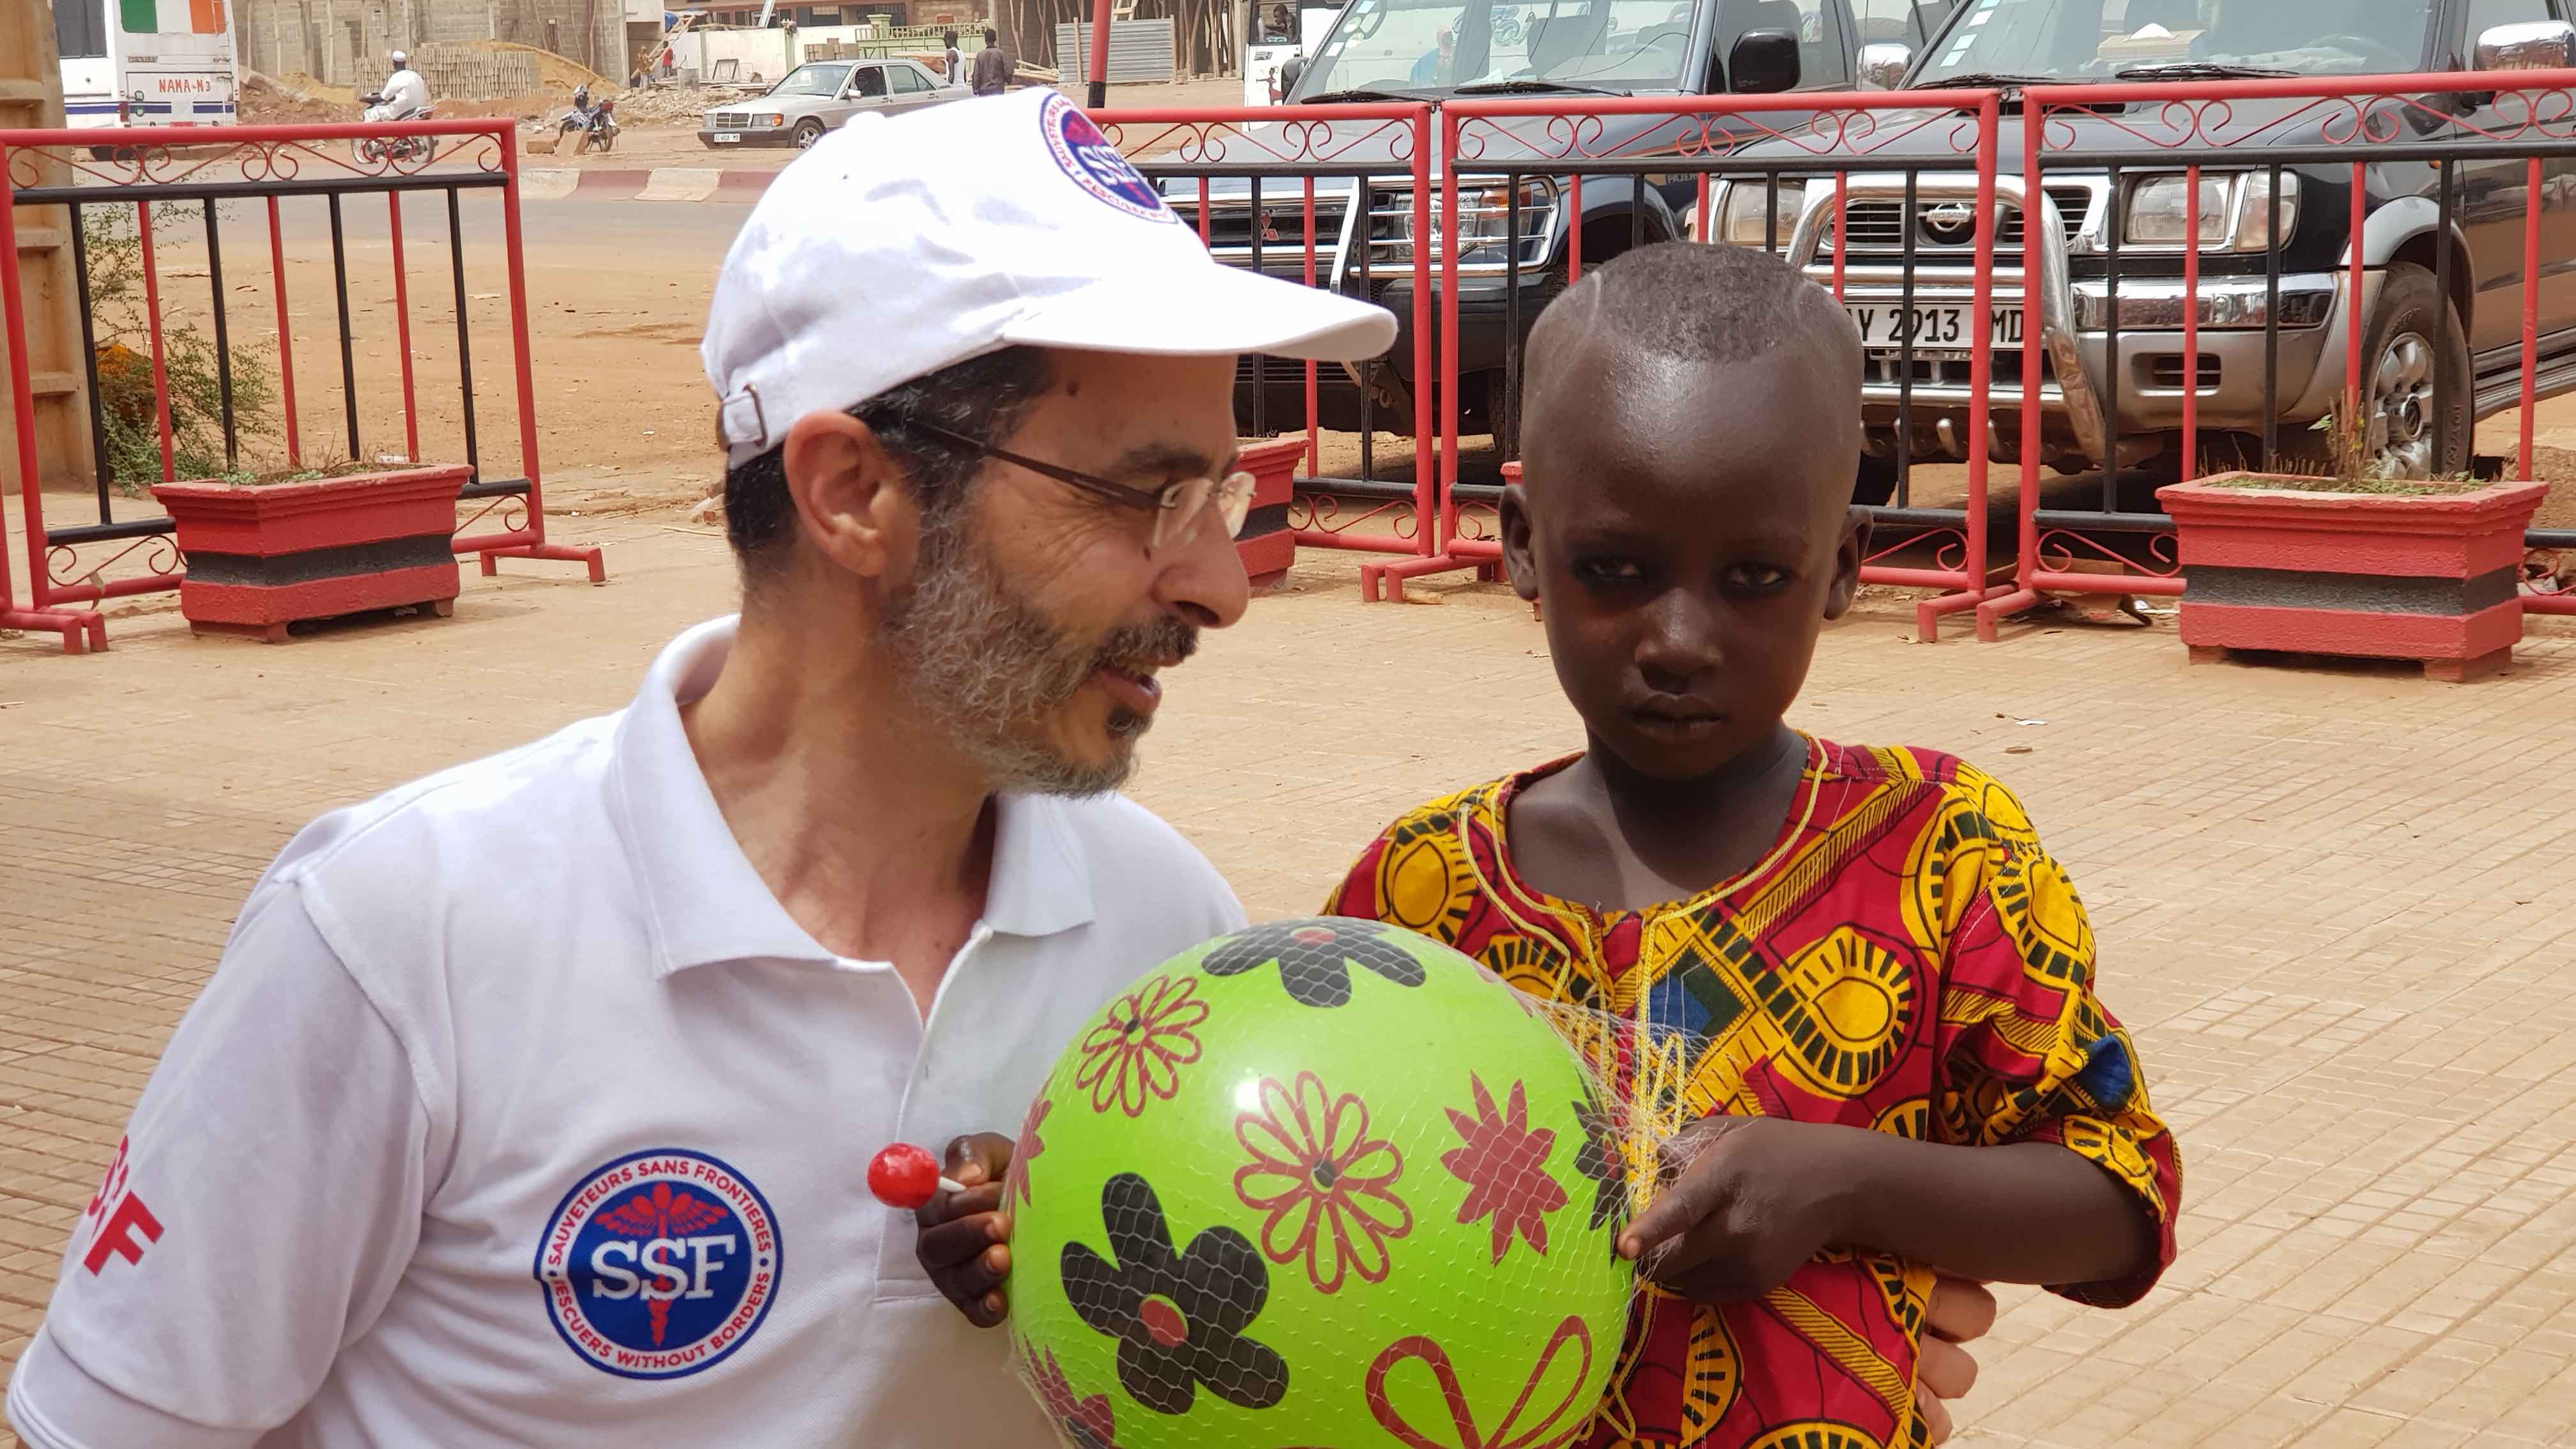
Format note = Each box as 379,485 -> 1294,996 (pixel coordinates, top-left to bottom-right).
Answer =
698,57 -> 965,150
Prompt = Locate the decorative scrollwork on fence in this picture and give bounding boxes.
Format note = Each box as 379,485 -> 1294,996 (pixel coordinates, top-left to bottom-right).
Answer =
1450,500 -> 1499,544
2525,547 -> 2571,597
44,530 -> 185,593
456,491 -> 531,539
1288,491 -> 1422,540
5,131 -> 506,194
2039,82 -> 2576,155
1455,100 -> 1985,167
1096,116 -> 1420,167
1860,526 -> 1969,578
2037,526 -> 2181,580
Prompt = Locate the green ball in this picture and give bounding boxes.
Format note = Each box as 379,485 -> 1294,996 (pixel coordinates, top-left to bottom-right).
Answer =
1004,916 -> 1633,1449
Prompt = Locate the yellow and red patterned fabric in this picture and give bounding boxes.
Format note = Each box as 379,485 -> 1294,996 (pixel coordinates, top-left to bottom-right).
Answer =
1322,739 -> 2181,1449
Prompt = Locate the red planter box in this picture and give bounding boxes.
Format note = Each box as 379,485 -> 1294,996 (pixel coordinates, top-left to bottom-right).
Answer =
2157,473 -> 2548,682
1234,436 -> 1306,593
153,464 -> 470,643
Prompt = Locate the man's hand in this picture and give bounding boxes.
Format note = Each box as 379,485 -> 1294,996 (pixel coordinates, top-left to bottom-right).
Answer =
914,1132 -> 1015,1328
1616,1116 -> 1860,1302
1915,1275 -> 1994,1444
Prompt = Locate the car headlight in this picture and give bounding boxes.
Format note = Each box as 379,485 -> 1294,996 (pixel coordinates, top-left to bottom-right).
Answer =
2125,171 -> 2297,250
1712,180 -> 1805,249
763,112 -> 788,126
2232,170 -> 2299,250
1377,178 -> 1558,266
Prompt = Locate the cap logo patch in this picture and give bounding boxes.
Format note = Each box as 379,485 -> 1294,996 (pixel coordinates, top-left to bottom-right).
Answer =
1039,91 -> 1177,224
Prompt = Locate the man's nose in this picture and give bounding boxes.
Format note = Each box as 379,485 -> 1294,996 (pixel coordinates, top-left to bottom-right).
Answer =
1153,503 -> 1252,631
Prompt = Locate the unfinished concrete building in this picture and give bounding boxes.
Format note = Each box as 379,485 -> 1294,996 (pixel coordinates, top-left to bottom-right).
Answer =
237,0 -> 645,91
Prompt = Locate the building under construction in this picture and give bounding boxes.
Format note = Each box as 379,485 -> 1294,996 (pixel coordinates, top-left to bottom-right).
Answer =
234,0 -> 654,90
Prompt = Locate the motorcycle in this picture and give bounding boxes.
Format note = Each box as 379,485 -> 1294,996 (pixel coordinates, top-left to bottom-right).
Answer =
556,89 -> 618,155
355,93 -> 436,164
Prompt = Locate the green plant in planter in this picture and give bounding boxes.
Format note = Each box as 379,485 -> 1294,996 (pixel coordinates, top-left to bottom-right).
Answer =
85,203 -> 279,493
213,457 -> 382,487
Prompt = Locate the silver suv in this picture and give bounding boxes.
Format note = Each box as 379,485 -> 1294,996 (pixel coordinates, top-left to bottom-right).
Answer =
1707,0 -> 2576,497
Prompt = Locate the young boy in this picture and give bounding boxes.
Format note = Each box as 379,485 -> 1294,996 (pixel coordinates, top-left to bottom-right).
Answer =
1322,241 -> 2180,1449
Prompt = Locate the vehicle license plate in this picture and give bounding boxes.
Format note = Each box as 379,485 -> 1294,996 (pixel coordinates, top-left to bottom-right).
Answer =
1844,303 -> 2023,352
713,132 -> 741,143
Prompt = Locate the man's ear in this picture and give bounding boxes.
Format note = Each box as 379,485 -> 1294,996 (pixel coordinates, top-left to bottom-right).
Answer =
1499,481 -> 1541,603
1823,503 -> 1871,620
781,411 -> 922,590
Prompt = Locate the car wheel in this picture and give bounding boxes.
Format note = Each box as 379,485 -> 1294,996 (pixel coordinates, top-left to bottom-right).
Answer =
793,119 -> 826,149
2280,261 -> 2470,479
1853,452 -> 1899,507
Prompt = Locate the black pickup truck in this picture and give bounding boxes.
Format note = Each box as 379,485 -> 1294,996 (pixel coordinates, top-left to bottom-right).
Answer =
1163,0 -> 1964,444
1716,0 -> 2576,498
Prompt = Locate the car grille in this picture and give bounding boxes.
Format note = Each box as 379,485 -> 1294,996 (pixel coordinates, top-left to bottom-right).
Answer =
1823,185 -> 2097,262
710,111 -> 752,128
1235,355 -> 1338,385
1197,197 -> 1351,264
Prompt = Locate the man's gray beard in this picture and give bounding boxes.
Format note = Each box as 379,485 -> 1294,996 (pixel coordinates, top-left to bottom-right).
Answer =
883,507 -> 1197,798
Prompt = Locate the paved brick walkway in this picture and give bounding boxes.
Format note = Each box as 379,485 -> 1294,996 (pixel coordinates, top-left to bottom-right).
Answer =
4,516 -> 2575,1448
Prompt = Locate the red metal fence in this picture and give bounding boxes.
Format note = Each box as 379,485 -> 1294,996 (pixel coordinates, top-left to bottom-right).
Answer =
1107,72 -> 2576,641
1099,103 -> 1442,567
0,119 -> 601,655
1974,69 -> 2576,636
1410,90 -> 2005,641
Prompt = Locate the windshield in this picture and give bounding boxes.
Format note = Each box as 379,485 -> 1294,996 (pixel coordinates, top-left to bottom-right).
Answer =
1913,0 -> 2428,82
1293,0 -> 1698,95
767,63 -> 852,97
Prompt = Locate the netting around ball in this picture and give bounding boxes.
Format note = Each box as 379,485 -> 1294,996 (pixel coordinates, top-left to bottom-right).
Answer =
1004,916 -> 1644,1449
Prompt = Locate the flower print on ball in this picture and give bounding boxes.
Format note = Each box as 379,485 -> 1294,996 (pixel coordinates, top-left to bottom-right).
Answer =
1061,1172 -> 1289,1415
1008,1096 -> 1052,1210
1025,1344 -> 1124,1449
1074,973 -> 1209,1117
1441,1075 -> 1568,1265
1570,1087 -> 1634,1257
1200,916 -> 1427,1009
1232,1071 -> 1412,1294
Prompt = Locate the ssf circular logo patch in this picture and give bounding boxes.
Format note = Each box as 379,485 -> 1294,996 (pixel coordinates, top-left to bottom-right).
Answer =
1039,91 -> 1176,224
533,1149 -> 782,1379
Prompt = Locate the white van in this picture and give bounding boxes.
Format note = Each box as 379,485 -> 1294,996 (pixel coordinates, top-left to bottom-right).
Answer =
53,0 -> 240,130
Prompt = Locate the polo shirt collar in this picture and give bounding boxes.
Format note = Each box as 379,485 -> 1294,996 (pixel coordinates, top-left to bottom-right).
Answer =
610,617 -> 1097,977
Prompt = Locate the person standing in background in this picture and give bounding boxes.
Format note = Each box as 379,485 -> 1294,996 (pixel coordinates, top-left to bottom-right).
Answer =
971,26 -> 1014,95
944,29 -> 966,86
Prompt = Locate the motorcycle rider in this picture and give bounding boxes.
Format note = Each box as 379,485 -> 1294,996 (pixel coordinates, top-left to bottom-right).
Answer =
365,50 -> 430,122
564,82 -> 615,153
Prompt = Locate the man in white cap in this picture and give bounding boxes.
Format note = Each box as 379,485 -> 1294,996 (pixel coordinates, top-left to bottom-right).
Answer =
4,90 -> 1392,1448
367,49 -> 429,123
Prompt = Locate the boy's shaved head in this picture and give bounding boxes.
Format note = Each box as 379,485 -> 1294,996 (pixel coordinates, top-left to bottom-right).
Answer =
1526,241 -> 1862,417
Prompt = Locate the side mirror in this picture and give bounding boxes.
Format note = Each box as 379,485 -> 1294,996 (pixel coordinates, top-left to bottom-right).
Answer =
1278,54 -> 1305,96
1728,29 -> 1800,94
1857,41 -> 1912,90
2477,18 -> 2574,70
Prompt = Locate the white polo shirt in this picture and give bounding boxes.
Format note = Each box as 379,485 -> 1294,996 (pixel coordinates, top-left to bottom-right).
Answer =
6,616 -> 1246,1448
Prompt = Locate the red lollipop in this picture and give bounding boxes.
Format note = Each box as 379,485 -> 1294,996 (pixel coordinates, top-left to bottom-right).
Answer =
868,1143 -> 966,1211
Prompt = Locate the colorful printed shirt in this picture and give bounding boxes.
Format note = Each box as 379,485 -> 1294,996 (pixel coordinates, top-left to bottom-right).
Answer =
1322,740 -> 2182,1449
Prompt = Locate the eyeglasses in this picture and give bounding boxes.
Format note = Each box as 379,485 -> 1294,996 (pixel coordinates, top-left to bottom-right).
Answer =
900,420 -> 1256,553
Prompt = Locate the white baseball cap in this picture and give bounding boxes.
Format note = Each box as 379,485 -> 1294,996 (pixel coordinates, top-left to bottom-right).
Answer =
703,89 -> 1397,464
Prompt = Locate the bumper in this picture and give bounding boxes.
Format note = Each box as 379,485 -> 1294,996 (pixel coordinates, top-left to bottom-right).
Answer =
1786,174 -> 2355,466
698,128 -> 800,148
